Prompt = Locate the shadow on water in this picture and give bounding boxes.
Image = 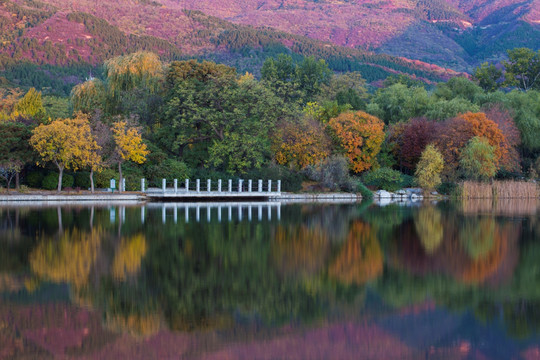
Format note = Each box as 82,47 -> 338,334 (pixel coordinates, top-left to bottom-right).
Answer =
0,200 -> 539,359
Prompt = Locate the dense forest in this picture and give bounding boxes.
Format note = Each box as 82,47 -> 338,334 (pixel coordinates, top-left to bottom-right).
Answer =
1,48 -> 540,194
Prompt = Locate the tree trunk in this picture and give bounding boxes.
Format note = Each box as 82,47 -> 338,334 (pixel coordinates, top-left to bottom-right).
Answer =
90,168 -> 95,193
58,167 -> 64,193
15,172 -> 20,190
118,162 -> 123,193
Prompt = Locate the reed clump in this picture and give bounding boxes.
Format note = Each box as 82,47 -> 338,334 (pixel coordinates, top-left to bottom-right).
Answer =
461,181 -> 539,199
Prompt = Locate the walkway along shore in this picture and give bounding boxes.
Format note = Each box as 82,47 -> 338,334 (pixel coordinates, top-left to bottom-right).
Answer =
0,192 -> 362,203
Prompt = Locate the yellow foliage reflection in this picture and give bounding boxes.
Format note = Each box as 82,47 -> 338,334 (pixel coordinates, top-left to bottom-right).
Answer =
105,312 -> 161,337
111,234 -> 147,281
414,206 -> 444,255
329,222 -> 383,285
29,228 -> 102,287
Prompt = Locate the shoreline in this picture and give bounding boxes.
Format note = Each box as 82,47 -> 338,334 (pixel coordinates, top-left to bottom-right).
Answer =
0,191 -> 364,204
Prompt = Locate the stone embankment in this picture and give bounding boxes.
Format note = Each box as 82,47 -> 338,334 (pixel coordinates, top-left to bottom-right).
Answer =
0,193 -> 144,203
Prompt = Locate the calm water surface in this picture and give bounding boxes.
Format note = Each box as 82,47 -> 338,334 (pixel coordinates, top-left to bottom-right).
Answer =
1,200 -> 540,359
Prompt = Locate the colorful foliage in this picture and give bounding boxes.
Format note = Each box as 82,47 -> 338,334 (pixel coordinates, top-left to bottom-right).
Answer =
415,144 -> 444,190
328,111 -> 385,173
30,113 -> 100,191
460,136 -> 497,181
328,221 -> 383,285
399,117 -> 437,172
433,112 -> 506,177
274,117 -> 331,170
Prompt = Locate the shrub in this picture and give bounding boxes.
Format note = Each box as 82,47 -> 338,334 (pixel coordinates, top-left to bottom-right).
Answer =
26,171 -> 44,188
355,181 -> 373,199
436,182 -> 458,196
247,165 -> 304,192
94,169 -> 119,189
42,173 -> 74,190
362,167 -> 406,192
304,155 -> 356,191
18,185 -> 30,193
145,159 -> 192,185
74,172 -> 91,189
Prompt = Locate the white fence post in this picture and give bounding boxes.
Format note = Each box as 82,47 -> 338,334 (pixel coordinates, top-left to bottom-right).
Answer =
248,179 -> 252,192
174,179 -> 178,193
218,179 -> 222,192
268,180 -> 272,193
228,179 -> 232,192
141,178 -> 145,193
239,179 -> 243,193
162,178 -> 166,193
258,179 -> 263,192
207,179 -> 211,192
277,180 -> 281,193
196,179 -> 200,192
185,179 -> 189,192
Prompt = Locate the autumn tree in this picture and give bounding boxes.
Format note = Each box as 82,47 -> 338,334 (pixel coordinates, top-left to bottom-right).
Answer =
13,88 -> 46,122
0,88 -> 23,120
104,51 -> 164,115
482,104 -> 521,172
30,113 -> 99,192
433,112 -> 506,178
105,51 -> 164,97
70,78 -> 106,114
399,118 -> 437,172
460,137 -> 497,181
415,144 -> 444,190
274,117 -> 331,169
328,111 -> 385,173
112,120 -> 148,192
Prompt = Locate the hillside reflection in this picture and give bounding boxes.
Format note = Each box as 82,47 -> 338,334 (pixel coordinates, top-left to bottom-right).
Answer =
0,200 -> 540,358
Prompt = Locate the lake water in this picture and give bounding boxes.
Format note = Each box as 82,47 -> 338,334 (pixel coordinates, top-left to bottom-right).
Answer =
1,200 -> 540,359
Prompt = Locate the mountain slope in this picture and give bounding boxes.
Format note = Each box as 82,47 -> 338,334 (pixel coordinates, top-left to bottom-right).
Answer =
0,0 -> 470,95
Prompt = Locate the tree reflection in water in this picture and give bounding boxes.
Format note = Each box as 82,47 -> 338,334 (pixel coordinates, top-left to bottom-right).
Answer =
0,200 -> 539,349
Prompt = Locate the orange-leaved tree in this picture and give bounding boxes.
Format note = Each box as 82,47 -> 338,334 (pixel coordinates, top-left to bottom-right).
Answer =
434,112 -> 506,178
459,112 -> 507,165
112,120 -> 149,192
328,111 -> 385,173
274,117 -> 331,170
328,221 -> 383,285
30,113 -> 100,192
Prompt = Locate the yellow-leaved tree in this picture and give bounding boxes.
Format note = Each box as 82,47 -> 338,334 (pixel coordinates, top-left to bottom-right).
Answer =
112,120 -> 149,192
415,144 -> 444,191
30,113 -> 100,192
